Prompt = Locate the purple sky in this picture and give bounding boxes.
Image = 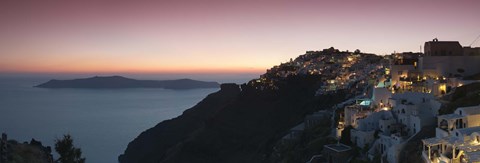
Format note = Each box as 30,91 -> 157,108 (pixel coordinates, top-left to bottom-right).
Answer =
1,0 -> 479,74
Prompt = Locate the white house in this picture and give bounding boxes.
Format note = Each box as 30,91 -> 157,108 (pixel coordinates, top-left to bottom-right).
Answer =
423,105 -> 480,163
391,92 -> 440,136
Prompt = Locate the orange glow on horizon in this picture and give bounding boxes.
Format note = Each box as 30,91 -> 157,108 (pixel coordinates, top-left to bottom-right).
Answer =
0,52 -> 270,74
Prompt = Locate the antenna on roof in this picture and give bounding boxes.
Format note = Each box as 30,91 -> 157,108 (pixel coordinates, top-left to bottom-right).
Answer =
470,34 -> 480,46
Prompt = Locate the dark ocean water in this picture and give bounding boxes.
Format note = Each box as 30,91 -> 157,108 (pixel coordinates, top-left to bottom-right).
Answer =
0,76 -> 251,163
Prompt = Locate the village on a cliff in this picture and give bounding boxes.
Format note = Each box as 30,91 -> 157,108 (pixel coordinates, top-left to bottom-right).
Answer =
264,38 -> 480,163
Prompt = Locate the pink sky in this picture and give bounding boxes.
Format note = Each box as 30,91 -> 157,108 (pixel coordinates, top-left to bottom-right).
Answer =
1,0 -> 479,74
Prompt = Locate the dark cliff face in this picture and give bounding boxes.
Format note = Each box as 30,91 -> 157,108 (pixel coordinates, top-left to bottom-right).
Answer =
119,76 -> 346,163
118,83 -> 242,163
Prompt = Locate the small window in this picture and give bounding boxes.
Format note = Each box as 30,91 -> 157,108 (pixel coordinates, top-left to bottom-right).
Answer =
460,110 -> 463,115
456,132 -> 459,136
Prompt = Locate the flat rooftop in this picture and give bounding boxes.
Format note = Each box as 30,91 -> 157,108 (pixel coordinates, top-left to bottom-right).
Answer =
438,113 -> 464,120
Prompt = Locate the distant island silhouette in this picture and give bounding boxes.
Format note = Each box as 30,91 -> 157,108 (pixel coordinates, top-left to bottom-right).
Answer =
35,76 -> 220,89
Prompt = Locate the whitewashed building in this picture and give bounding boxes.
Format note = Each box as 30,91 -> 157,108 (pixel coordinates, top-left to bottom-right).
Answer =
422,105 -> 480,163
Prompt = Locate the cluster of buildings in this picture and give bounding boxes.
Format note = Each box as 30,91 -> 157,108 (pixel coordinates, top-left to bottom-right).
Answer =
315,52 -> 378,95
334,68 -> 442,162
270,39 -> 479,163
390,39 -> 480,96
278,49 -> 384,144
324,39 -> 480,163
249,47 -> 381,93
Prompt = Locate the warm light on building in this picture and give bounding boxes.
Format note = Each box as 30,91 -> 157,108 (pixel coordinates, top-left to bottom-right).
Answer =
439,84 -> 447,94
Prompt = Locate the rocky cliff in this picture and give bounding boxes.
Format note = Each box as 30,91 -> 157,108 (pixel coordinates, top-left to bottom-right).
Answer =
119,75 -> 346,163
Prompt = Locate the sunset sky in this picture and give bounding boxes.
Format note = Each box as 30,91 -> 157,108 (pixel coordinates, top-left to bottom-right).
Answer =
1,0 -> 479,75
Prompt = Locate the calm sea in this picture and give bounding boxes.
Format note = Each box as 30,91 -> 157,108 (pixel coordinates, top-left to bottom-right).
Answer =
0,75 -> 252,163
